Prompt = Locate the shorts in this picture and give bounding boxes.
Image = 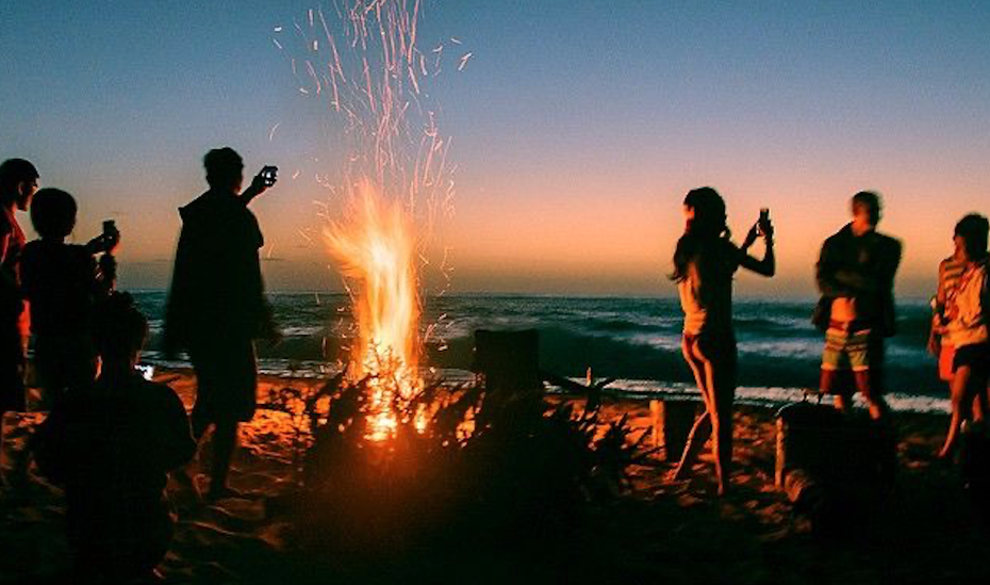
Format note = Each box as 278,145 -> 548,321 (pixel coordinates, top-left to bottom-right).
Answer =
953,343 -> 990,376
821,323 -> 882,373
189,338 -> 258,435
938,343 -> 956,382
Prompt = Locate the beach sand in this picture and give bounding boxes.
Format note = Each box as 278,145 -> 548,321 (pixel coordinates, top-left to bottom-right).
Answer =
1,369 -> 988,584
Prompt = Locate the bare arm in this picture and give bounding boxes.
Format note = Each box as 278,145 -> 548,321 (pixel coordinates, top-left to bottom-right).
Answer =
928,260 -> 948,355
736,230 -> 775,277
240,166 -> 278,205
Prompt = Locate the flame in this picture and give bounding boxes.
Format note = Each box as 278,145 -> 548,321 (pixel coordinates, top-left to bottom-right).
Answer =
294,0 -> 461,441
324,179 -> 422,440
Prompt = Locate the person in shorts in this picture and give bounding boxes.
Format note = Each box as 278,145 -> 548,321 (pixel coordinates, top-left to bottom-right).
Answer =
815,191 -> 901,419
938,214 -> 990,459
929,246 -> 966,385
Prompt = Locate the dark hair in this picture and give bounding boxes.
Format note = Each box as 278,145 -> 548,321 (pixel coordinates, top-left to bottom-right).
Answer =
851,190 -> 881,222
30,188 -> 77,239
0,158 -> 39,201
955,213 -> 989,261
204,147 -> 243,189
670,187 -> 729,282
94,293 -> 149,361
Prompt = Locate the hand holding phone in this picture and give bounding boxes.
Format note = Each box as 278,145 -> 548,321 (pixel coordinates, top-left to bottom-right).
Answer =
757,207 -> 773,239
260,165 -> 278,187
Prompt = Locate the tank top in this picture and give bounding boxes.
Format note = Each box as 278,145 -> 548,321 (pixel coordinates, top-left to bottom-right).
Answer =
939,255 -> 966,347
678,239 -> 739,336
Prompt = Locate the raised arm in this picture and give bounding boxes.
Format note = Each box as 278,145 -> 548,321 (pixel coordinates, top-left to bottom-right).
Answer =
736,224 -> 775,277
240,166 -> 278,205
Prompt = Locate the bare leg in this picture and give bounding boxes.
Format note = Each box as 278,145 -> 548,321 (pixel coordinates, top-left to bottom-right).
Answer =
854,370 -> 888,420
708,356 -> 735,496
685,337 -> 734,495
940,365 -> 973,459
672,412 -> 711,480
208,421 -> 238,498
672,337 -> 714,480
821,369 -> 851,413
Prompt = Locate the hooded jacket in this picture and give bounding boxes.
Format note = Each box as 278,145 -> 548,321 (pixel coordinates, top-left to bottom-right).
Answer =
164,189 -> 273,351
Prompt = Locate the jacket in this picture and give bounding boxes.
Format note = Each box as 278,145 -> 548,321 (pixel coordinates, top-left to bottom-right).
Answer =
813,223 -> 901,337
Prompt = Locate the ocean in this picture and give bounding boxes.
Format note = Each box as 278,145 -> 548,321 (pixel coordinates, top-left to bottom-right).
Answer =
131,291 -> 950,414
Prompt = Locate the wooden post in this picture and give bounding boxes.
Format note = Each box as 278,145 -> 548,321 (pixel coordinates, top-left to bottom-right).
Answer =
650,399 -> 697,461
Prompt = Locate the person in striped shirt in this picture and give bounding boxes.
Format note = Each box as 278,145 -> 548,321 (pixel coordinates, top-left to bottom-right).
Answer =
930,239 -> 967,380
938,214 -> 990,460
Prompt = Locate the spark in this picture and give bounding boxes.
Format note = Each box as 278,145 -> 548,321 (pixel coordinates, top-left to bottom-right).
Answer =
268,123 -> 280,142
276,0 -> 463,439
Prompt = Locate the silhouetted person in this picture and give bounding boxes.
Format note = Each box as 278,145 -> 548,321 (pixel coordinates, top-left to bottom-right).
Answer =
0,158 -> 38,417
20,188 -> 119,408
815,191 -> 901,420
669,187 -> 775,495
937,214 -> 990,459
35,293 -> 196,583
164,147 -> 278,500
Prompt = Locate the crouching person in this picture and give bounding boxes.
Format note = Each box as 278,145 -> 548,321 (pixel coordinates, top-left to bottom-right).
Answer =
35,293 -> 195,583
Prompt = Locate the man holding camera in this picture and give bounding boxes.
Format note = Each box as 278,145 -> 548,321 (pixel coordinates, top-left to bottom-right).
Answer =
164,147 -> 279,500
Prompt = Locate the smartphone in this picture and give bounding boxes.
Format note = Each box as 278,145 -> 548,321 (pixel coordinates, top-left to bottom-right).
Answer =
757,208 -> 770,235
103,219 -> 116,238
261,165 -> 278,187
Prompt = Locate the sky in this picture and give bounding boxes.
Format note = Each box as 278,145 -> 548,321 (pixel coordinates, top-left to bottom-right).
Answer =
1,0 -> 988,297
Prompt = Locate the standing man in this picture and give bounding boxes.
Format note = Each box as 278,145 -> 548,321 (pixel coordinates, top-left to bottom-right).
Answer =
0,159 -> 39,416
814,191 -> 901,420
164,148 -> 278,500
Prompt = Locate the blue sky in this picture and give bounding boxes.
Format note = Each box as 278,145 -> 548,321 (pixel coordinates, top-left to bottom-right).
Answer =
2,0 -> 988,295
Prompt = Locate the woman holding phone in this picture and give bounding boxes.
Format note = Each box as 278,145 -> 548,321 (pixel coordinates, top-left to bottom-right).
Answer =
669,187 -> 775,495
